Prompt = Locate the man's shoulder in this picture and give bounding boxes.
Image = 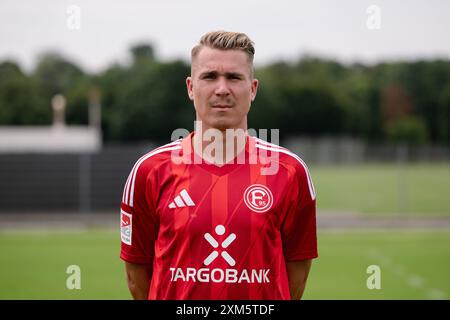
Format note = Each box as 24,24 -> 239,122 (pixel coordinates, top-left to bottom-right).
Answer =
131,139 -> 182,172
252,137 -> 311,174
253,137 -> 316,200
122,140 -> 182,208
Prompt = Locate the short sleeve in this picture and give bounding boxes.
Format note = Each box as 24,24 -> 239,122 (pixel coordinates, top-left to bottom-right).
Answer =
120,163 -> 159,264
281,163 -> 318,261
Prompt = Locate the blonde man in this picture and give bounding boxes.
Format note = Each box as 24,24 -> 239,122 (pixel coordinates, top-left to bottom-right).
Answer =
120,31 -> 317,300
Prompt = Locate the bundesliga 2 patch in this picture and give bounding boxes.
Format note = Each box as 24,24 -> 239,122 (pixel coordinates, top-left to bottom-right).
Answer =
121,210 -> 132,245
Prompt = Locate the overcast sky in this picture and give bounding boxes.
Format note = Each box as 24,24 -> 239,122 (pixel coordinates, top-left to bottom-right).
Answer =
1,0 -> 449,73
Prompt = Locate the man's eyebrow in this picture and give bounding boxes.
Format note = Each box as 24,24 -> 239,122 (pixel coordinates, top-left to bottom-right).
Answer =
199,70 -> 217,77
226,72 -> 244,78
199,71 -> 244,78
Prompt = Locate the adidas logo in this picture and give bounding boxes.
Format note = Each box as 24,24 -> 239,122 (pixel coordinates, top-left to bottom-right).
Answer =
168,189 -> 195,208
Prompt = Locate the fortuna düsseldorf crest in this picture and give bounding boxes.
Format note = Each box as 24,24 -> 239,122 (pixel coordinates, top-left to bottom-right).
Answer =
243,184 -> 273,213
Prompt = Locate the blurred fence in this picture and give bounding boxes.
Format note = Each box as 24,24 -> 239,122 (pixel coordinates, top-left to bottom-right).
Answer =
0,144 -> 153,213
284,137 -> 450,164
0,137 -> 449,213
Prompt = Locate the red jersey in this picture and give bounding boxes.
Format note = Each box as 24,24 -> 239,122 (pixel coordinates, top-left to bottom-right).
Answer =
120,132 -> 317,300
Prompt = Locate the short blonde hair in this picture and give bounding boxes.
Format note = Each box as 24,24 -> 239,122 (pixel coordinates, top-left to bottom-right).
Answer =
191,31 -> 255,64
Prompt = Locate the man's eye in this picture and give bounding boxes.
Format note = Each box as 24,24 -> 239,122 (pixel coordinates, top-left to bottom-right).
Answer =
202,74 -> 215,79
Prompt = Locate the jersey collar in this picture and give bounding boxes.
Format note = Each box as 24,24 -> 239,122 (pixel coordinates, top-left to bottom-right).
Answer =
180,131 -> 256,176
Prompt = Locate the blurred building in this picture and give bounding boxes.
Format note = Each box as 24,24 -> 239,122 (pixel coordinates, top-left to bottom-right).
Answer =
0,94 -> 101,153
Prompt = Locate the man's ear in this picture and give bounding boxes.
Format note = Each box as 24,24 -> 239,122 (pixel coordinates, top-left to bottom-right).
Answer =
186,77 -> 194,101
251,78 -> 259,102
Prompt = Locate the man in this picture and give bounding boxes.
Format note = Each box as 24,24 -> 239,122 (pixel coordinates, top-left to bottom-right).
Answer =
120,31 -> 318,300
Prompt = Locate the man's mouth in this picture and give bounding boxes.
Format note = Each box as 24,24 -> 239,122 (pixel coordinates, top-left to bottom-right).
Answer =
212,104 -> 233,109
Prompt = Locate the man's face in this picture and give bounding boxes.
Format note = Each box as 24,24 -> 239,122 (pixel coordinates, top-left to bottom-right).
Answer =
186,47 -> 258,131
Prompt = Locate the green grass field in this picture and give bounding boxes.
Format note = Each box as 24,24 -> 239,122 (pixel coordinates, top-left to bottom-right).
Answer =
311,163 -> 450,216
304,230 -> 450,300
0,229 -> 448,300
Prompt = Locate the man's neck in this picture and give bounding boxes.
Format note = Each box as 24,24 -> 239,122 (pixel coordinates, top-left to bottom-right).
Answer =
192,125 -> 248,166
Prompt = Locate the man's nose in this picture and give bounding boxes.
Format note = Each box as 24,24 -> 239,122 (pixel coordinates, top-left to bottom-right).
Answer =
214,78 -> 230,96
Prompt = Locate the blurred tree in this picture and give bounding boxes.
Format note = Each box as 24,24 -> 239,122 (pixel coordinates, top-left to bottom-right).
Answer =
249,63 -> 288,136
0,61 -> 49,125
34,52 -> 85,96
280,82 -> 346,136
251,58 -> 347,139
33,52 -> 89,125
130,44 -> 155,64
65,77 -> 91,125
115,59 -> 192,142
381,84 -> 414,134
97,45 -> 191,142
1,48 -> 449,146
385,115 -> 429,145
438,84 -> 450,145
395,60 -> 450,143
94,64 -> 127,140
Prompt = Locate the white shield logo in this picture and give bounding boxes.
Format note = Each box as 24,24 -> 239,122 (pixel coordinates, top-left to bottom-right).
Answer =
243,184 -> 273,213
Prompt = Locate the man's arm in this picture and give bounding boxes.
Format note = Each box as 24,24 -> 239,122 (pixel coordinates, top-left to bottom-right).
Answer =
124,261 -> 152,300
286,259 -> 313,300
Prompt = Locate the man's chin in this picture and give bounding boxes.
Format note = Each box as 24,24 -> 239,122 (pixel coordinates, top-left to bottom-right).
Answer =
199,118 -> 235,132
210,123 -> 233,132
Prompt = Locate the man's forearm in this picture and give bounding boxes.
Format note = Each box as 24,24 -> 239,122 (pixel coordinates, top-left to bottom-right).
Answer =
289,279 -> 307,300
286,259 -> 312,300
127,275 -> 150,300
125,262 -> 152,300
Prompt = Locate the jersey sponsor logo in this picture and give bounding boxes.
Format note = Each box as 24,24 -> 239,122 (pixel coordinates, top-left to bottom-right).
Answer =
243,184 -> 273,213
168,189 -> 195,209
169,267 -> 270,284
120,209 -> 132,245
169,224 -> 271,284
203,225 -> 236,266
